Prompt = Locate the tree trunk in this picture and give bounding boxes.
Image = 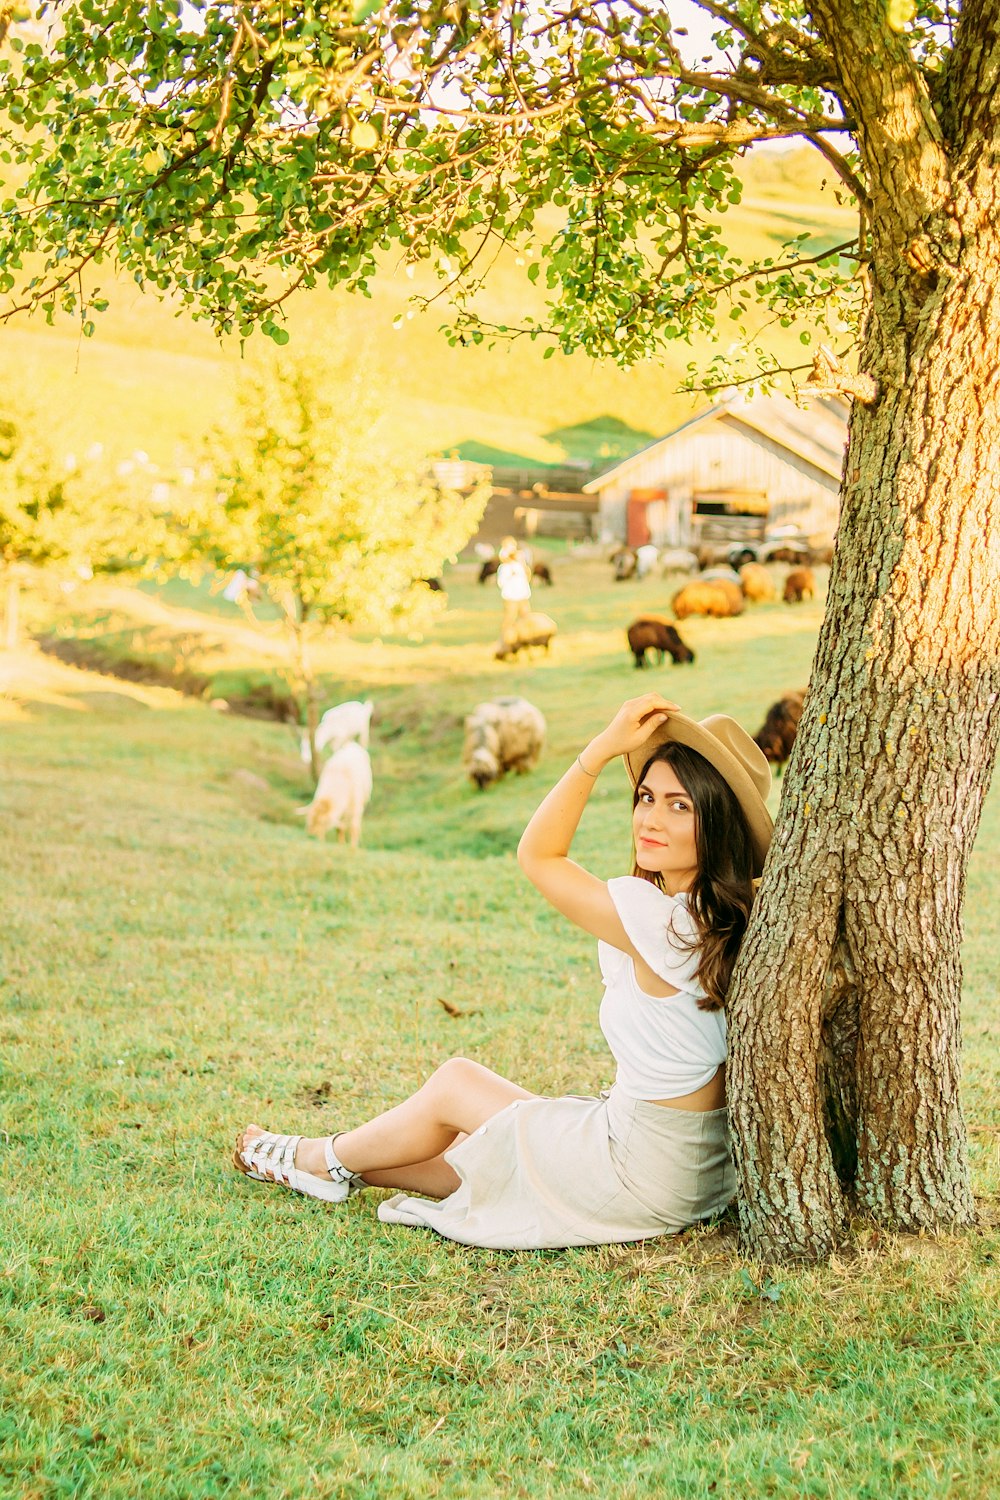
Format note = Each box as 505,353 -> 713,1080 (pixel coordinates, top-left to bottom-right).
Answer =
305,667 -> 321,786
729,6 -> 1000,1259
288,603 -> 322,785
3,573 -> 17,650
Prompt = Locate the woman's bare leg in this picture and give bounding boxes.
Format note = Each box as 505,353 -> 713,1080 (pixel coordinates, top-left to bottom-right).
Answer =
237,1058 -> 532,1195
361,1148 -> 465,1198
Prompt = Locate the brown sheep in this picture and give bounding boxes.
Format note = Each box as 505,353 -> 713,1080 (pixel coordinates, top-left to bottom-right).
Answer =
494,611 -> 558,660
752,690 -> 807,776
611,546 -> 638,581
739,562 -> 776,603
626,615 -> 696,669
671,580 -> 744,620
478,557 -> 500,584
531,560 -> 553,586
783,567 -> 816,603
768,544 -> 811,565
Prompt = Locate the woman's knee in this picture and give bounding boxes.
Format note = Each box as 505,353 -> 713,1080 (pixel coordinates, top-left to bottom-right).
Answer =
428,1056 -> 478,1093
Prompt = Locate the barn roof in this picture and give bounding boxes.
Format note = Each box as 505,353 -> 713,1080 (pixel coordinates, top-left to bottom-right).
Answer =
582,391 -> 847,492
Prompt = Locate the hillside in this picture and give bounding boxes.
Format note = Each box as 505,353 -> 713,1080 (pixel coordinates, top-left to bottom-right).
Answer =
0,148 -> 855,473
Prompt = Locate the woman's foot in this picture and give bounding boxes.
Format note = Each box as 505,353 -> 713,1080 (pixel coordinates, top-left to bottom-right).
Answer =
237,1124 -> 335,1178
233,1125 -> 362,1203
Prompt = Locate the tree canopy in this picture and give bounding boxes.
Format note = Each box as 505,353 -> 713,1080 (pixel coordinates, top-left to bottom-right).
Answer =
0,1 -> 940,367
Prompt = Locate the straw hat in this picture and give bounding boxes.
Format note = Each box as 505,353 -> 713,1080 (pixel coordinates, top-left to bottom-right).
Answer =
622,712 -> 773,875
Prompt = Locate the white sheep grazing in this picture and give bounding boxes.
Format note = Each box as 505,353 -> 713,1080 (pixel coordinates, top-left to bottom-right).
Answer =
463,696 -> 546,790
301,742 -> 373,845
658,547 -> 700,576
300,699 -> 373,764
635,543 -> 660,579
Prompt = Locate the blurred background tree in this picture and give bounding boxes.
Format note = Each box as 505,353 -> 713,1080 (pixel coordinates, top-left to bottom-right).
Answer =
0,407 -> 159,648
174,350 -> 489,778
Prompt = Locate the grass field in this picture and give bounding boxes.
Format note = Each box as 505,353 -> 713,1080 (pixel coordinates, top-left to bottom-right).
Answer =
2,561 -> 998,1498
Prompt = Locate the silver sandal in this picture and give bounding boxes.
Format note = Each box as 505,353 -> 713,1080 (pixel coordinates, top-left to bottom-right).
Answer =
233,1131 -> 364,1204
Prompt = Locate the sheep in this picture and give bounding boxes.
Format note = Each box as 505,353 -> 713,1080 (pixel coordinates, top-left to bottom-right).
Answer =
300,699 -> 373,765
626,615 -> 696,669
531,560 -> 553,586
494,611 -> 558,661
671,580 -> 745,620
699,564 -> 743,586
478,557 -> 500,584
610,546 -> 637,581
752,690 -> 807,776
635,543 -> 660,579
711,578 -> 747,614
301,742 -> 373,844
783,567 -> 816,603
463,697 -> 546,789
739,562 -> 777,603
658,547 -> 700,575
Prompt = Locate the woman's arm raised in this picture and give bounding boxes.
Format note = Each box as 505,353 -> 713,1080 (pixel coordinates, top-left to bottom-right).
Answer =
517,694 -> 676,945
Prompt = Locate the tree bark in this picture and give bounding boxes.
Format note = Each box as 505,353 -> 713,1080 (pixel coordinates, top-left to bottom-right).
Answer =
3,573 -> 18,650
289,603 -> 322,785
729,3 -> 1000,1260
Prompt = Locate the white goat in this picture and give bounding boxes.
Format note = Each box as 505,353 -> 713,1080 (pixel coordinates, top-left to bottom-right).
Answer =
300,699 -> 373,765
463,697 -> 546,790
301,742 -> 373,845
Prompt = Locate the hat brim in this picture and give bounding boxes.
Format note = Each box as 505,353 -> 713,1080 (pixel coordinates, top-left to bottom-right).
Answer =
623,712 -> 774,876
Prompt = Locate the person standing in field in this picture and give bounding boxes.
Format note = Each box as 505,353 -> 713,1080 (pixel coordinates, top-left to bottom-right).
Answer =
496,534 -> 532,649
234,693 -> 773,1249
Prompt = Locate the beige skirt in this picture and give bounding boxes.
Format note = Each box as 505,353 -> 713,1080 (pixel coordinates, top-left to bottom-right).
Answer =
376,1084 -> 735,1250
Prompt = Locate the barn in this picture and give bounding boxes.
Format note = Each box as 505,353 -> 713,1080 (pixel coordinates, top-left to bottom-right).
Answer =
583,392 -> 847,553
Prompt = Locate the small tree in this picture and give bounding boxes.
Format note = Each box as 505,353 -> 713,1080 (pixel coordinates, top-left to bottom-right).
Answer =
0,410 -> 151,648
177,353 -> 489,778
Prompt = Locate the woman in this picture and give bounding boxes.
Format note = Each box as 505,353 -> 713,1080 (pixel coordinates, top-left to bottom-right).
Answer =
495,534 -> 532,648
234,694 -> 773,1248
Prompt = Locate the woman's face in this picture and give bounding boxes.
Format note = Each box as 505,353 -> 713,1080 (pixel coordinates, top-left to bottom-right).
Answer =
633,759 -> 698,894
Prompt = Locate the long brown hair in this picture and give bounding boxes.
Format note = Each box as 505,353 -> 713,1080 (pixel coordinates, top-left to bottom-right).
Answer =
631,741 -> 755,1010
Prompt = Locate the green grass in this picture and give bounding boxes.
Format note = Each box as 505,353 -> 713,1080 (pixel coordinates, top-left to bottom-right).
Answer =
2,565 -> 998,1499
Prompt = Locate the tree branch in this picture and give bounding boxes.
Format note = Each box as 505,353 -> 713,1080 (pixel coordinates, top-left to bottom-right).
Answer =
799,342 -> 877,404
801,131 -> 868,208
643,119 -> 829,150
808,0 -> 951,241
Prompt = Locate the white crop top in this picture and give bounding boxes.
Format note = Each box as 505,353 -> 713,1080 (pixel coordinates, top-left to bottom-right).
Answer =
597,876 -> 727,1101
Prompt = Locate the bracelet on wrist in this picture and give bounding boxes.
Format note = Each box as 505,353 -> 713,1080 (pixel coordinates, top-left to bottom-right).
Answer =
576,754 -> 599,778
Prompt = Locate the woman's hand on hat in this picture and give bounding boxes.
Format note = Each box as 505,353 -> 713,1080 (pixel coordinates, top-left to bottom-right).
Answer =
587,694 -> 679,765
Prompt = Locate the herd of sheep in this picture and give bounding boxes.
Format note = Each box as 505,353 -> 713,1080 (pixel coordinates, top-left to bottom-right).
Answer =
297,552 -> 819,846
